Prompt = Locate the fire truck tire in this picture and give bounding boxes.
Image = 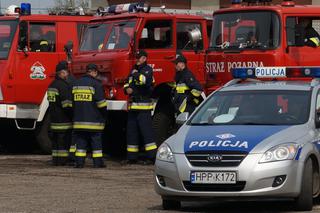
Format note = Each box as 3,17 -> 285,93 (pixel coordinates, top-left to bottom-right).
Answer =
35,115 -> 52,154
152,111 -> 174,146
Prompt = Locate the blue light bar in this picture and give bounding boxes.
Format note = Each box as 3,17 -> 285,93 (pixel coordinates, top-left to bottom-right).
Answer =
232,68 -> 256,79
21,3 -> 31,15
232,66 -> 320,79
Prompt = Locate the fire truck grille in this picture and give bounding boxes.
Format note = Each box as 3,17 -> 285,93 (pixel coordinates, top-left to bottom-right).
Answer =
185,151 -> 248,167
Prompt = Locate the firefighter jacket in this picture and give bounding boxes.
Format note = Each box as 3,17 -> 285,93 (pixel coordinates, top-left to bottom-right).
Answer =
173,67 -> 203,113
123,62 -> 154,111
47,76 -> 73,132
305,26 -> 320,47
72,75 -> 107,131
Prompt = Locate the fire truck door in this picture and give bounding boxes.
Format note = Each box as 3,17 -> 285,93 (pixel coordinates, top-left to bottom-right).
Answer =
137,18 -> 176,84
285,16 -> 320,66
176,21 -> 206,85
15,22 -> 58,104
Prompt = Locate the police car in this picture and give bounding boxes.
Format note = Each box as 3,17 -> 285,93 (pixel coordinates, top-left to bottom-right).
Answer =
155,67 -> 320,211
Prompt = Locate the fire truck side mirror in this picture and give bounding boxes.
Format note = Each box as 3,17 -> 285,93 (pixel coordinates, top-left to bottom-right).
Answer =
64,41 -> 73,62
18,21 -> 28,52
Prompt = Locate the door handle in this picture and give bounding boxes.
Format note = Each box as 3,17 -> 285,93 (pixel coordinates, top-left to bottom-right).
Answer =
164,55 -> 175,60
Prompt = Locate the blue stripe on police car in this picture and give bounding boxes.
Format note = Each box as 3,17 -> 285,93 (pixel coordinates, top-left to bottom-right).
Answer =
184,125 -> 289,152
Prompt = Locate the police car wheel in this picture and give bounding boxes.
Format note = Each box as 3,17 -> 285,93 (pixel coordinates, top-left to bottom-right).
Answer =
295,158 -> 313,211
35,115 -> 52,154
162,198 -> 181,210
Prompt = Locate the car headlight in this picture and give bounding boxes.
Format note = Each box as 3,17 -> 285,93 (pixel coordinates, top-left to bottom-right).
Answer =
157,143 -> 174,162
259,143 -> 299,163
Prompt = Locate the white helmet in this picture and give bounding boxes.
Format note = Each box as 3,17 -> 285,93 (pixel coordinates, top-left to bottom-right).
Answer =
5,5 -> 19,15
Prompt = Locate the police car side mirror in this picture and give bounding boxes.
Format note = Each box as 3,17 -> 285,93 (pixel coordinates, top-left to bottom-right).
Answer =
176,112 -> 189,125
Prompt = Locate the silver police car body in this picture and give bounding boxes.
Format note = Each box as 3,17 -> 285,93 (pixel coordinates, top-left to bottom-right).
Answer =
155,75 -> 320,211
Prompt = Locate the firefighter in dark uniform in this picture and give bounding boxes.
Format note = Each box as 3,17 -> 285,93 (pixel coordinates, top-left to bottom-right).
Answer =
72,64 -> 107,168
172,54 -> 203,115
47,61 -> 73,166
123,50 -> 157,164
298,17 -> 320,47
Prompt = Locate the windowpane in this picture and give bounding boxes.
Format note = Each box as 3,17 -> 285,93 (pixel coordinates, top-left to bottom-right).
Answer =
29,23 -> 56,52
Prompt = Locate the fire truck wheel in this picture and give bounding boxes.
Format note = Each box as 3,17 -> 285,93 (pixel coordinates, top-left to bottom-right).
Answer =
153,111 -> 174,146
35,115 -> 52,154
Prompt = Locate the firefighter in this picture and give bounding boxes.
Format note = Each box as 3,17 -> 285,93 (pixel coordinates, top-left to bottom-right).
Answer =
47,61 -> 73,166
172,54 -> 203,115
298,17 -> 320,47
72,64 -> 107,168
123,50 -> 157,165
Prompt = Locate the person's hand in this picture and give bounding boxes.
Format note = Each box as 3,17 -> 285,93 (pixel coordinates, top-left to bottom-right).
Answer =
132,69 -> 138,74
126,87 -> 133,95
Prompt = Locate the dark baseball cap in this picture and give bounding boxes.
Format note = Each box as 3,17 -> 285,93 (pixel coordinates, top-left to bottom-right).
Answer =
136,50 -> 148,59
56,60 -> 68,72
86,63 -> 99,72
173,54 -> 187,64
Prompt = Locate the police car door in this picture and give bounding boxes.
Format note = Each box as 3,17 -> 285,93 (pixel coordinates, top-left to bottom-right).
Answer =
16,21 -> 58,104
137,17 -> 176,85
176,20 -> 207,89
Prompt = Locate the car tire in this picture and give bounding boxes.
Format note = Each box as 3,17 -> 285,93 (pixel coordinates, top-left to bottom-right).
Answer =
153,112 -> 174,146
295,158 -> 313,211
35,115 -> 52,154
162,199 -> 181,210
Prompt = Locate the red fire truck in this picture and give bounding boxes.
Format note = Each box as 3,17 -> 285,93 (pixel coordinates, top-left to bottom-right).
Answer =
0,4 -> 90,152
206,0 -> 320,88
71,2 -> 212,152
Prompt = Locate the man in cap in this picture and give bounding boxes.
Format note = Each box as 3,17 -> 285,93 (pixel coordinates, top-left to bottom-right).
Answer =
72,63 -> 107,168
123,50 -> 157,164
47,61 -> 73,166
172,54 -> 203,115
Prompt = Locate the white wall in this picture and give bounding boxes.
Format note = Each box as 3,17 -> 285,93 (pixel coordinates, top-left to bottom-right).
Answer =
191,0 -> 219,12
313,0 -> 320,4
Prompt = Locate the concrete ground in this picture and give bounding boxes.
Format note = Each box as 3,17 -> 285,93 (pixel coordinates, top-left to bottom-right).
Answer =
0,155 -> 320,213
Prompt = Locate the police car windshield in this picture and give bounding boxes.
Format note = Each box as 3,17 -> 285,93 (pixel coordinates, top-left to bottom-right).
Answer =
210,11 -> 280,51
190,90 -> 311,126
0,20 -> 18,59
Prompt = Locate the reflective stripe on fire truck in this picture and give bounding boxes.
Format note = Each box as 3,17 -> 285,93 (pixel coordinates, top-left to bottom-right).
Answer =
127,145 -> 139,152
128,102 -> 154,110
73,122 -> 105,130
96,99 -> 107,108
145,142 -> 157,151
92,150 -> 103,158
178,98 -> 187,113
50,122 -> 73,130
75,149 -> 87,157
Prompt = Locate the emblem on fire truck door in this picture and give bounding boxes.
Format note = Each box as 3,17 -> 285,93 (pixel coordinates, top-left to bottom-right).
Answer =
30,61 -> 46,80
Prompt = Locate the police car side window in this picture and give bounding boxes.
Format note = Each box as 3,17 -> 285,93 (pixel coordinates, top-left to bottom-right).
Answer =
29,23 -> 56,52
139,20 -> 172,49
177,22 -> 203,50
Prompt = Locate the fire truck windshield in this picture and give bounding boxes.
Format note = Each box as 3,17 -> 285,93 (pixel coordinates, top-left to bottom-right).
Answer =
80,20 -> 136,51
0,20 -> 18,59
210,11 -> 280,51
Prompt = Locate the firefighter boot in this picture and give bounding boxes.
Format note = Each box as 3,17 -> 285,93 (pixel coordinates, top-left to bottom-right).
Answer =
93,158 -> 106,168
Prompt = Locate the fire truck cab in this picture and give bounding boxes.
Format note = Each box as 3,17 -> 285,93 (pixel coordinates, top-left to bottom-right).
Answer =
0,4 -> 90,152
206,0 -> 320,88
72,3 -> 211,150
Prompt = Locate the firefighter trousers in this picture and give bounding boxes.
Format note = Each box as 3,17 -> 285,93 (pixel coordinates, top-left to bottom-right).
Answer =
74,131 -> 104,167
51,130 -> 71,165
126,110 -> 157,160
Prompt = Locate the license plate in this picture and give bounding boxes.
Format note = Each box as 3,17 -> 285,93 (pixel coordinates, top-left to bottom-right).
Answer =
190,171 -> 237,184
255,67 -> 286,78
